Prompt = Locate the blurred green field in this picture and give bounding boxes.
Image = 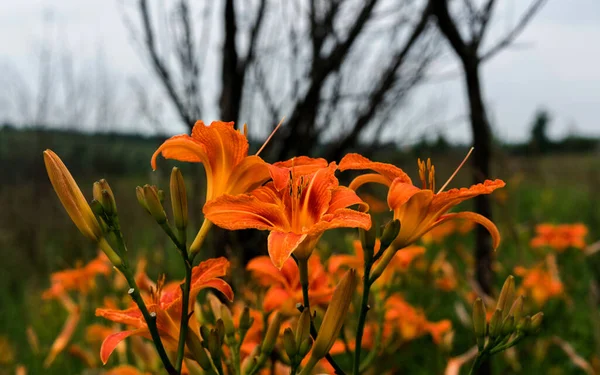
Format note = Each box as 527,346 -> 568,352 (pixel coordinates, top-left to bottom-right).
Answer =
1,127 -> 600,374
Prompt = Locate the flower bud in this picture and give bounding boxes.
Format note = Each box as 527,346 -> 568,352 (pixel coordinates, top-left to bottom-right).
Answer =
43,150 -> 102,242
220,305 -> 235,337
94,179 -> 117,216
143,185 -> 167,224
359,225 -> 377,262
472,298 -> 486,349
380,219 -> 401,250
186,331 -> 212,370
529,312 -> 544,333
501,316 -> 515,337
90,199 -> 104,216
215,319 -> 225,344
298,337 -> 313,357
519,315 -> 532,334
199,325 -> 210,343
283,328 -> 297,358
497,276 -> 515,320
488,309 -> 503,339
239,306 -> 253,332
170,167 -> 188,230
207,329 -> 222,361
295,308 -> 311,346
507,295 -> 524,324
136,186 -> 150,213
312,269 -> 357,360
261,312 -> 282,354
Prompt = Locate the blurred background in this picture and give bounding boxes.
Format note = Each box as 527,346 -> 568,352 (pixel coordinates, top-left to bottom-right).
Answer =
1,0 -> 599,374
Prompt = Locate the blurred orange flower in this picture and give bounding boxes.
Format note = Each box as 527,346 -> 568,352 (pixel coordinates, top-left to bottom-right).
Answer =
105,365 -> 151,375
205,161 -> 371,269
430,252 -> 458,292
421,219 -> 475,245
247,255 -> 333,315
385,294 -> 452,344
514,260 -> 564,306
96,258 -> 233,363
530,223 -> 588,252
43,252 -> 112,300
328,240 -> 425,285
339,153 -> 505,250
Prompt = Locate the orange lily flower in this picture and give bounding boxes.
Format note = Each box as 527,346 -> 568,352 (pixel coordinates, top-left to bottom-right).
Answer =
385,294 -> 452,344
514,258 -> 564,306
530,223 -> 588,252
43,252 -> 112,300
328,240 -> 425,285
339,153 -> 505,250
204,161 -> 371,268
247,255 -> 333,315
96,258 -> 233,363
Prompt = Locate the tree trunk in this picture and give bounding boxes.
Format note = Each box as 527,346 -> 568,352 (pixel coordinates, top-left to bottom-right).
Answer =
463,57 -> 493,375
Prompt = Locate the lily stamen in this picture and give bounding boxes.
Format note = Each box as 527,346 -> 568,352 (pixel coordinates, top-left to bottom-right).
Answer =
256,117 -> 285,156
437,147 -> 474,194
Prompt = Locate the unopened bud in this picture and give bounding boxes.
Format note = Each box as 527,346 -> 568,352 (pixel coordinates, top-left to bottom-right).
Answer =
501,316 -> 515,337
283,328 -> 297,358
220,305 -> 235,337
207,330 -> 221,360
489,309 -> 503,339
90,199 -> 104,216
170,167 -> 188,230
239,306 -> 253,332
261,312 -> 282,354
380,219 -> 401,250
497,276 -> 515,319
93,179 -> 117,216
359,224 -> 377,261
186,331 -> 212,370
529,312 -> 544,333
472,298 -> 486,349
295,308 -> 311,346
298,337 -> 313,357
507,295 -> 524,324
215,319 -> 225,344
199,325 -> 210,343
143,185 -> 167,224
312,269 -> 357,359
518,315 -> 532,334
136,186 -> 149,212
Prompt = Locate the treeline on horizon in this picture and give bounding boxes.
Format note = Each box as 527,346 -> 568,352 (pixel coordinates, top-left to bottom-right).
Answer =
1,115 -> 598,185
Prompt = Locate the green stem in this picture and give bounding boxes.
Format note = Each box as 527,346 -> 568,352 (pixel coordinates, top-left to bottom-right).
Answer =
353,261 -> 373,375
468,353 -> 486,375
297,258 -> 346,375
122,267 -> 177,375
175,258 -> 192,373
111,228 -> 176,375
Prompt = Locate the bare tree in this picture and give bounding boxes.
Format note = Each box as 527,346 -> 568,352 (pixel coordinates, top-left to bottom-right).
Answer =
428,1 -> 547,373
121,0 -> 438,161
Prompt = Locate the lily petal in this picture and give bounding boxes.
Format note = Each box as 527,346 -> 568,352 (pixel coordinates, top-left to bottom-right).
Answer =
100,329 -> 146,364
339,153 -> 412,184
204,193 -> 288,231
95,306 -> 145,327
191,120 -> 249,173
430,179 -> 506,215
268,231 -> 307,269
247,256 -> 291,288
227,155 -> 271,195
435,212 -> 501,250
151,135 -> 210,170
313,208 -> 372,233
327,186 -> 369,213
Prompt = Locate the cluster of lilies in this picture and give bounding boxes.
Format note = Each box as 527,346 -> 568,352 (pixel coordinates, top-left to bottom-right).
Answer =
43,120 -> 546,375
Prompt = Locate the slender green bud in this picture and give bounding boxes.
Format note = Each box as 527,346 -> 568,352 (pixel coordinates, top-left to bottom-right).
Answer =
489,309 -> 503,339
220,305 -> 235,337
298,337 -> 313,358
507,295 -> 524,324
199,325 -> 210,343
100,190 -> 114,216
283,328 -> 297,358
215,319 -> 225,344
472,298 -> 486,350
312,269 -> 357,359
90,199 -> 104,216
529,312 -> 544,333
501,316 -> 515,337
207,329 -> 221,361
518,315 -> 532,334
143,184 -> 167,224
380,219 -> 401,250
295,308 -> 311,347
186,331 -> 212,370
359,224 -> 377,262
158,189 -> 165,203
136,186 -> 150,212
170,167 -> 188,230
497,276 -> 515,320
261,312 -> 282,354
239,306 -> 253,332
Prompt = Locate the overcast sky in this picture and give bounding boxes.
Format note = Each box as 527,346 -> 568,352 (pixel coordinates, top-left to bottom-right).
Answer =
0,0 -> 599,144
